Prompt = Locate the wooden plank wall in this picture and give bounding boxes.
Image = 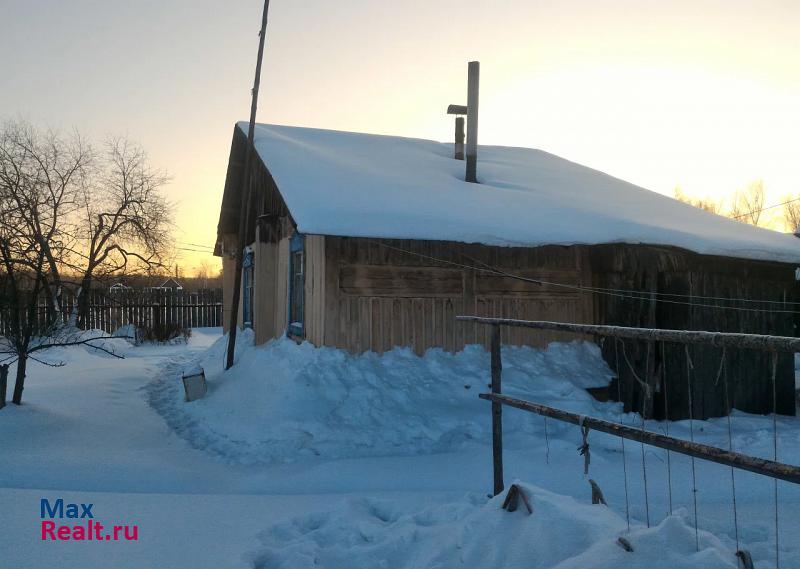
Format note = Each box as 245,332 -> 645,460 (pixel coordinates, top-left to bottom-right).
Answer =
321,237 -> 593,354
304,235 -> 327,345
590,243 -> 796,419
221,254 -> 237,333
253,239 -> 277,344
274,236 -> 290,337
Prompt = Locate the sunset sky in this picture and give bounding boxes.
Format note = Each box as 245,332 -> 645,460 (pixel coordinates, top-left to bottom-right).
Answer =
3,0 -> 800,273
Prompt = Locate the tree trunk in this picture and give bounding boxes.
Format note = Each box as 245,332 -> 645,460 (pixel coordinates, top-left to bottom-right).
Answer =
12,354 -> 27,405
41,239 -> 63,320
76,274 -> 92,330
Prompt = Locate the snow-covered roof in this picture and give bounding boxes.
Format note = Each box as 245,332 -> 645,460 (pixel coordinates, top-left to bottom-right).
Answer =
243,122 -> 800,264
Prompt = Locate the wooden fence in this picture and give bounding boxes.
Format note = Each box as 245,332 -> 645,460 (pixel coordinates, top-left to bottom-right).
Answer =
460,316 -> 796,567
457,316 -> 800,495
0,289 -> 223,335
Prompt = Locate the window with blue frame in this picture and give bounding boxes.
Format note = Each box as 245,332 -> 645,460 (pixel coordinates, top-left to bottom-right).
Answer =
288,233 -> 305,337
242,249 -> 254,328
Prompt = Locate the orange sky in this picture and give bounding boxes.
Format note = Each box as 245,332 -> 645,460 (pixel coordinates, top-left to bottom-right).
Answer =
3,0 -> 800,273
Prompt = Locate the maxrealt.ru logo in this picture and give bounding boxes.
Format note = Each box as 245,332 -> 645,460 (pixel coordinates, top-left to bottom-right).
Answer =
40,498 -> 139,541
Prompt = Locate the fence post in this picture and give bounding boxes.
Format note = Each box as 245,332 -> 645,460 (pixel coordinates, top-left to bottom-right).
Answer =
0,364 -> 8,410
491,324 -> 504,496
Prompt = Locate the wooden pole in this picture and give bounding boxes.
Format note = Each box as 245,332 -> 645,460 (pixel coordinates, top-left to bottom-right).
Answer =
0,364 -> 7,409
226,0 -> 271,369
480,392 -> 800,484
465,61 -> 479,183
456,316 -> 800,353
490,324 -> 504,496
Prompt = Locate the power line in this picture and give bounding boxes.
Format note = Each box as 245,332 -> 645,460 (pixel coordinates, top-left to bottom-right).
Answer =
732,196 -> 800,220
366,239 -> 800,315
176,247 -> 214,254
178,241 -> 213,250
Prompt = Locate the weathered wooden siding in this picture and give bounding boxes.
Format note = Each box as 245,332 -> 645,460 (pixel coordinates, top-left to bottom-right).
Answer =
321,237 -> 593,354
274,236 -> 290,337
219,233 -> 238,333
253,238 -> 277,345
589,244 -> 796,419
304,235 -> 326,345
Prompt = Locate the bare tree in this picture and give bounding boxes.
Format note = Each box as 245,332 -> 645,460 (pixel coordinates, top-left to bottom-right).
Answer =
781,195 -> 800,234
0,232 -> 50,403
673,186 -> 722,215
0,123 -> 164,404
730,180 -> 766,226
194,260 -> 214,289
0,120 -> 89,318
0,192 -> 125,405
71,137 -> 172,328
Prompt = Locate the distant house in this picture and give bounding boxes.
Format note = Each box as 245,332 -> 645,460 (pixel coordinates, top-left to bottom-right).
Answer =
215,123 -> 800,419
108,283 -> 132,293
149,278 -> 183,292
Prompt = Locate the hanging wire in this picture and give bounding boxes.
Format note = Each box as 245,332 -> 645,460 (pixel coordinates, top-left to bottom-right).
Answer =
661,341 -> 674,516
615,339 -> 631,532
770,351 -> 780,569
457,248 -> 800,308
716,347 -> 741,553
684,345 -> 700,551
578,420 -> 591,476
618,338 -> 652,527
366,239 -> 800,315
543,416 -> 551,465
638,341 -> 652,528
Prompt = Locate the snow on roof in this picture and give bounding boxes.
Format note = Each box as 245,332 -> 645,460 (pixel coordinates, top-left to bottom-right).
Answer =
243,122 -> 800,264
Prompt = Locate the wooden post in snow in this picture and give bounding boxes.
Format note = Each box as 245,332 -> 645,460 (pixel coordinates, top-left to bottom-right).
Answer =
0,364 -> 8,409
490,324 -> 504,496
226,0 -> 271,370
465,61 -> 480,183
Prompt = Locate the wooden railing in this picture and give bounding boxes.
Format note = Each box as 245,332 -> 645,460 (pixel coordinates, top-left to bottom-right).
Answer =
456,316 -> 800,496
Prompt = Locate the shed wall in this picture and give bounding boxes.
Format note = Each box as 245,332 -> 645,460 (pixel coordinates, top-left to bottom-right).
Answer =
588,244 -> 796,419
321,237 -> 593,354
304,235 -> 327,346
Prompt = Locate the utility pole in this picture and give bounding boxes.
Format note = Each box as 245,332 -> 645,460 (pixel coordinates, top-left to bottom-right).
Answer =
226,0 -> 271,370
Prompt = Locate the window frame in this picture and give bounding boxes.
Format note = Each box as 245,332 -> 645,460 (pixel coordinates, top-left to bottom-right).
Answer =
242,248 -> 254,329
288,233 -> 305,338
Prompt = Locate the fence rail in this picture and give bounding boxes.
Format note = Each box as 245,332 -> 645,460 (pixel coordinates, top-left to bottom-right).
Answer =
0,289 -> 223,335
461,316 -> 799,497
480,392 -> 800,484
455,316 -> 800,352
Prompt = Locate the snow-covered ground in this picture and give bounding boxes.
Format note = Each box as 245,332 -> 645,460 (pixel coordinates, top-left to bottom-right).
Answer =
1,328 -> 798,568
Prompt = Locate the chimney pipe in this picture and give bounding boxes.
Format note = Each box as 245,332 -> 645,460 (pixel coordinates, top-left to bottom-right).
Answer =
454,117 -> 465,160
465,61 -> 480,183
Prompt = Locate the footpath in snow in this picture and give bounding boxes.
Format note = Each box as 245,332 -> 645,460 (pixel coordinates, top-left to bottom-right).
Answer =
1,328 -> 798,568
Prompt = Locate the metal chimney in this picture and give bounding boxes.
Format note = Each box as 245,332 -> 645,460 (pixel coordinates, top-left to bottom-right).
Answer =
465,61 -> 480,183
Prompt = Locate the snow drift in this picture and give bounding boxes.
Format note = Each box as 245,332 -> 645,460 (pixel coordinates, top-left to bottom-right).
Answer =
246,482 -> 736,569
149,331 -> 616,465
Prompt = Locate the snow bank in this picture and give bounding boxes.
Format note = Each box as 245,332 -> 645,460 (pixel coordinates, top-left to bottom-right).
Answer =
245,123 -> 800,264
246,482 -> 735,569
149,333 -> 615,465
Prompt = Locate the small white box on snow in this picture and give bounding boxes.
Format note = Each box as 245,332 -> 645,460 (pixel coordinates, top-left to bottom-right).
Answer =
182,366 -> 207,402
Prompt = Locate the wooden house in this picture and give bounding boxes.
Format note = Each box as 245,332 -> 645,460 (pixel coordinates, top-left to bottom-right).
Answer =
215,123 -> 800,419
